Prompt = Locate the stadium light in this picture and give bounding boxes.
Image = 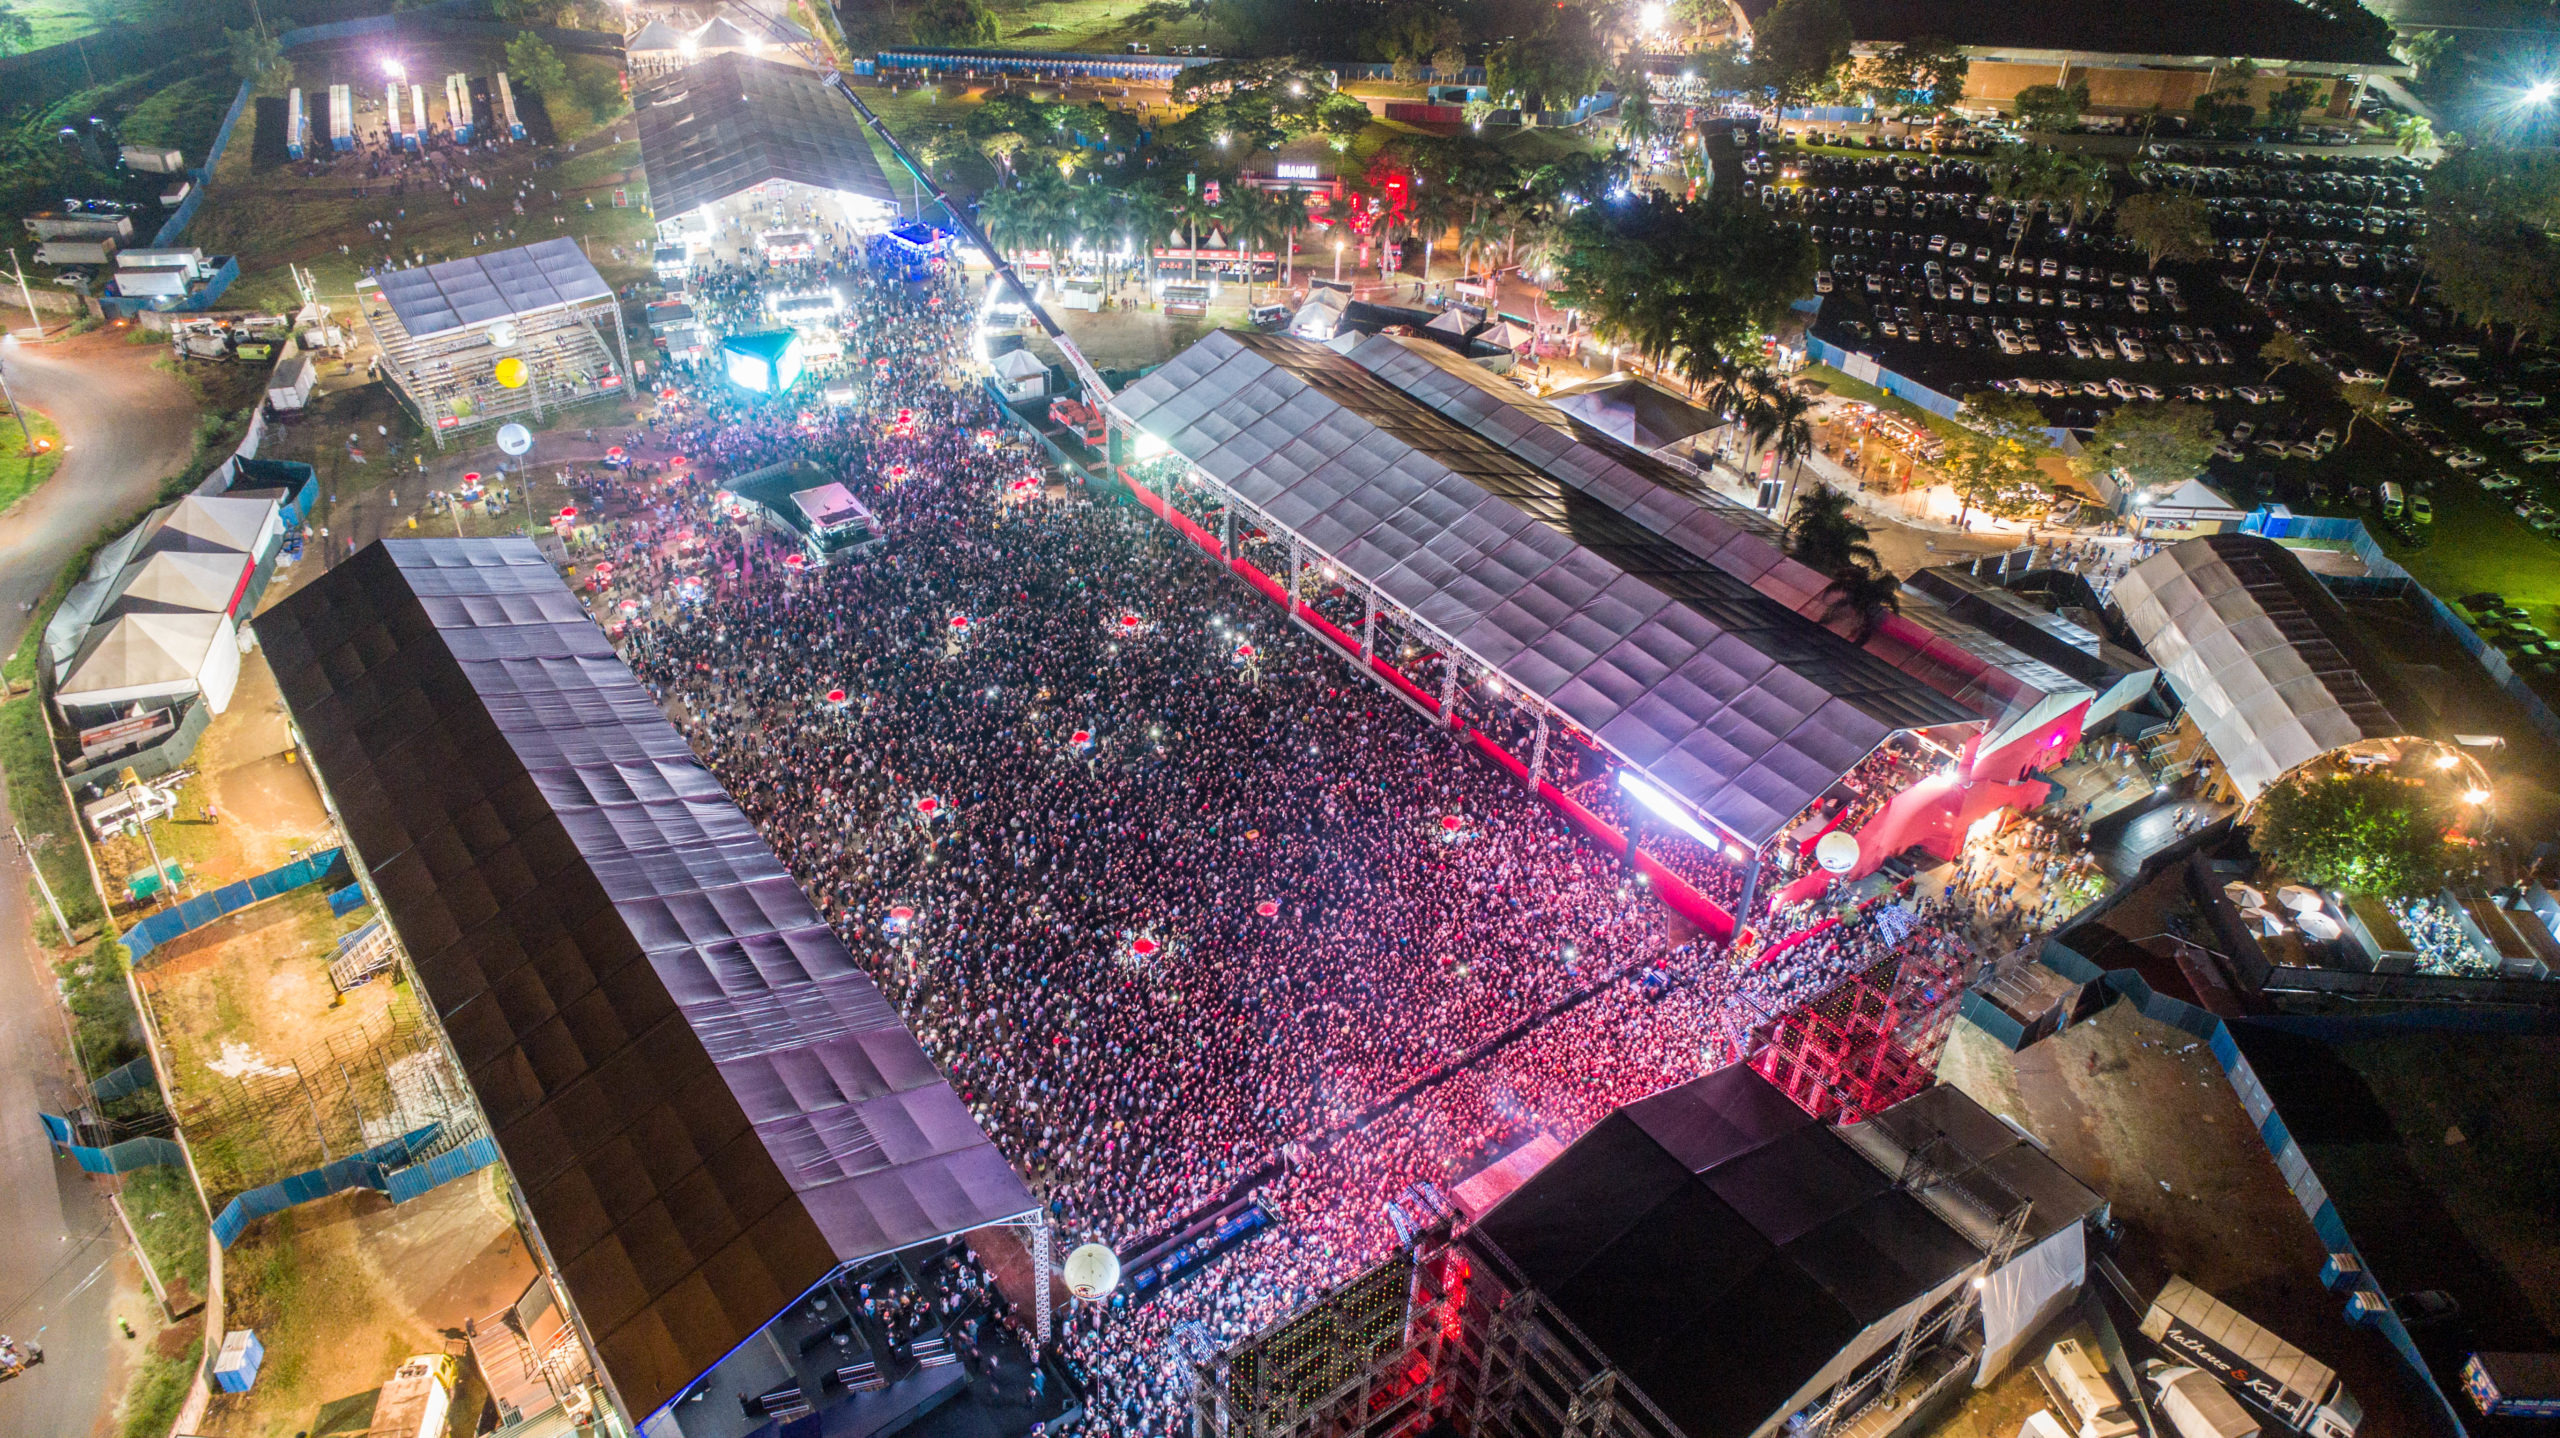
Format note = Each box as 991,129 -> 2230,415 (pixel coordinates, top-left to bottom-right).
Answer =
2530,80 -> 2560,105
1617,771 -> 1719,849
2464,787 -> 2493,805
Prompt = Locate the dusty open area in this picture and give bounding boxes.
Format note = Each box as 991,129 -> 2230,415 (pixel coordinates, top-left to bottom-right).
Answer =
201,1172 -> 531,1438
1935,1005 -> 2437,1436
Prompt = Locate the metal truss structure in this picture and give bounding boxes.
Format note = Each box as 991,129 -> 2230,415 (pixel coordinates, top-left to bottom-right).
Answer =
357,281 -> 632,448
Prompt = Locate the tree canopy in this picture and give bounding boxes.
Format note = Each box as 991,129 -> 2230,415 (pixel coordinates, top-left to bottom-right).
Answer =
1485,3 -> 1612,112
1546,190 -> 1814,387
2073,400 -> 2220,494
2422,148 -> 2560,353
2011,83 -> 2087,133
504,32 -> 569,98
1942,394 -> 2052,521
1750,0 -> 1851,105
2255,770 -> 2449,898
910,0 -> 1000,47
1856,38 -> 1967,116
2116,193 -> 2215,271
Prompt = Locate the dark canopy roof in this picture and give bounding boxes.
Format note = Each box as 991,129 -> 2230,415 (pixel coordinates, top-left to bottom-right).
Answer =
1541,373 -> 1722,452
1469,1066 -> 1982,1438
1737,0 -> 2401,68
261,540 -> 1033,1427
636,53 -> 897,218
1111,330 -> 1974,845
374,238 -> 611,338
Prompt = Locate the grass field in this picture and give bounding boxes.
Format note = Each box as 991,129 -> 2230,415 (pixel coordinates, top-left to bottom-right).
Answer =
1,406 -> 65,517
121,1162 -> 212,1311
10,0 -> 106,51
119,1322 -> 204,1438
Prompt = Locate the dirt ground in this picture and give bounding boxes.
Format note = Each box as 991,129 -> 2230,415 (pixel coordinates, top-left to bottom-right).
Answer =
136,886 -> 410,1200
1931,1007 -> 2439,1437
201,1170 -> 531,1438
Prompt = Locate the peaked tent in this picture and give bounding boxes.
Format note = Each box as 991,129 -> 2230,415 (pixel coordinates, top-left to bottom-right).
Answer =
102,550 -> 254,620
57,612 -> 242,716
139,494 -> 284,563
689,15 -> 756,52
1544,372 -> 1722,452
627,18 -> 688,53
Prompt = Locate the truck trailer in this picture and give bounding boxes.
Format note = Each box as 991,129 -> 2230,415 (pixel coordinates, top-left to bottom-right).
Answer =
2140,1277 -> 2360,1438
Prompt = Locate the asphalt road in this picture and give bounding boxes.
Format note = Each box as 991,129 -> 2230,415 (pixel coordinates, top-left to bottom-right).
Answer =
0,321 -> 208,1438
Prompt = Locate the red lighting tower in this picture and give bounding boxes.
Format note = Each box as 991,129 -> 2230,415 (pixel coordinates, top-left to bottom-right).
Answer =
1751,942 -> 1971,1124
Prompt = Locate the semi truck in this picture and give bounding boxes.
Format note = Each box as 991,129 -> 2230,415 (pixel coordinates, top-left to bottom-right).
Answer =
2139,1277 -> 2361,1437
35,238 -> 117,266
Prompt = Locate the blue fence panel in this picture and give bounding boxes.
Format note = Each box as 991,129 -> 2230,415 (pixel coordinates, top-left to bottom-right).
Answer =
41,1114 -> 190,1174
327,881 -> 369,916
91,1054 -> 159,1103
383,1135 -> 502,1202
207,1123 -> 439,1248
123,848 -> 347,961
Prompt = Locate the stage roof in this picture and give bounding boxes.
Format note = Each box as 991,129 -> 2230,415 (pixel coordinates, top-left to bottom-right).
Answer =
2111,534 -> 2421,799
636,53 -> 897,219
1110,330 -> 1975,845
260,540 -> 1034,1426
373,238 -> 613,339
1469,1066 -> 1982,1438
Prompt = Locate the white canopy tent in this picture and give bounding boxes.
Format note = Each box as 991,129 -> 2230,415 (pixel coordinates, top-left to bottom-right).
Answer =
57,612 -> 242,718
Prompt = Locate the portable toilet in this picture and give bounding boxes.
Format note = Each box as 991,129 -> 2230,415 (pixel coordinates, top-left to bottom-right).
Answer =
493,72 -> 525,141
385,81 -> 407,148
409,85 -> 428,146
328,83 -> 353,151
444,73 -> 475,144
285,88 -> 307,160
212,1329 -> 264,1394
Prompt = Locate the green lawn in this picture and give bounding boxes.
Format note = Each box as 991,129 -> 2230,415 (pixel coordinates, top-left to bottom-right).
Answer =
10,0 -> 107,51
121,1163 -> 211,1310
1,406 -> 64,516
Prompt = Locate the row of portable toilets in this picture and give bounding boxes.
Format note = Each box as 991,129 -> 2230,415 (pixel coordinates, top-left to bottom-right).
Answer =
283,73 -> 527,160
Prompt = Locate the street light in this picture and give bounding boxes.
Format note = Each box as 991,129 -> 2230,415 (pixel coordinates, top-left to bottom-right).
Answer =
2463,787 -> 2492,805
2529,80 -> 2560,104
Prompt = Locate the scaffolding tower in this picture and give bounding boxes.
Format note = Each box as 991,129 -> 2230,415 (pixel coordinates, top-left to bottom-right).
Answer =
357,275 -> 632,449
1750,930 -> 1974,1124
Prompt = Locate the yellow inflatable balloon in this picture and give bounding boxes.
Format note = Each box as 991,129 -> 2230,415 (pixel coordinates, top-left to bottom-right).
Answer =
495,356 -> 528,389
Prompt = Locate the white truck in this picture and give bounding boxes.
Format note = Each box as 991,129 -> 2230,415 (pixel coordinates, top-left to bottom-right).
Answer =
2141,1277 -> 2361,1438
2147,1362 -> 2261,1438
35,238 -> 117,266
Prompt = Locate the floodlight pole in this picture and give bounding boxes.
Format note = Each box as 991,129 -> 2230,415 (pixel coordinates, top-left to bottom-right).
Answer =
8,249 -> 38,339
0,348 -> 28,449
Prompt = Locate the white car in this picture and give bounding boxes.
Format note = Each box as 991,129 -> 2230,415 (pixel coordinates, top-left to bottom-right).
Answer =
2135,383 -> 2165,401
2523,445 -> 2560,464
2119,338 -> 2147,362
2425,370 -> 2472,388
2447,449 -> 2489,470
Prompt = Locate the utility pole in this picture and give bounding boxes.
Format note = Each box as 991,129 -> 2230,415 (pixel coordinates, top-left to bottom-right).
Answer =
0,347 -> 29,450
16,828 -> 71,945
8,249 -> 38,339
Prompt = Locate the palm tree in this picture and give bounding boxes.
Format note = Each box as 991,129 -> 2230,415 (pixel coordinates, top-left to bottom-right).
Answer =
1123,186 -> 1176,285
1822,563 -> 1903,640
1750,379 -> 1818,520
1784,483 -> 1880,574
1222,188 -> 1292,306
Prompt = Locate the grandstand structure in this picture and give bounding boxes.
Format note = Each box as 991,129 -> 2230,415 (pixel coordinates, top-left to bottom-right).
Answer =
356,239 -> 633,448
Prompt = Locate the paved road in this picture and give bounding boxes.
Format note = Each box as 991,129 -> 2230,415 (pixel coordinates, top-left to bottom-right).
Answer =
0,321 -> 207,1438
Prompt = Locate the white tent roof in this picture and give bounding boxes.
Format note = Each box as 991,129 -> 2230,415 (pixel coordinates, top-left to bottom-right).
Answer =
1423,309 -> 1471,335
691,15 -> 755,48
60,613 -> 227,701
147,494 -> 276,557
990,348 -> 1048,380
2113,534 -> 2421,799
104,550 -> 250,618
1110,330 -> 1977,844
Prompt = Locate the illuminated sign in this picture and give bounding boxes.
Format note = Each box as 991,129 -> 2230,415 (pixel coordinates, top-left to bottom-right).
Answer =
1274,162 -> 1320,180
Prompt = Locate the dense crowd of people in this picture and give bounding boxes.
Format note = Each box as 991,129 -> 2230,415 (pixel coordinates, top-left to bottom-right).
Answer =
565,236 -> 1981,1438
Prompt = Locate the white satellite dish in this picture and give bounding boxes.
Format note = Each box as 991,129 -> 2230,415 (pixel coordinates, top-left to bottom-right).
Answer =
496,423 -> 533,456
487,318 -> 520,348
1814,829 -> 1860,874
1062,1243 -> 1121,1300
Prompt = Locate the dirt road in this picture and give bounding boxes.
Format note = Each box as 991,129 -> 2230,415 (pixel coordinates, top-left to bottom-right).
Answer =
0,321 -> 208,1438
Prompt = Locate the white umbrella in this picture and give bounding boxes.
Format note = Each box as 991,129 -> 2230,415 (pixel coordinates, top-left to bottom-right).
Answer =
2241,905 -> 2285,936
2298,911 -> 2345,942
2223,881 -> 2267,909
2277,884 -> 2324,913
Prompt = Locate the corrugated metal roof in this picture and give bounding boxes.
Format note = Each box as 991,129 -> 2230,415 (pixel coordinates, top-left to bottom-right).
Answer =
1110,331 -> 1976,845
373,238 -> 612,338
259,539 -> 1033,1426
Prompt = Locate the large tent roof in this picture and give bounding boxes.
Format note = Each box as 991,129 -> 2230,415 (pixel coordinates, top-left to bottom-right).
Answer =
259,540 -> 1034,1427
636,53 -> 897,219
1469,1065 -> 1983,1438
1110,331 -> 1974,844
2112,533 -> 2421,799
1734,0 -> 2402,68
60,612 -> 227,700
374,238 -> 613,338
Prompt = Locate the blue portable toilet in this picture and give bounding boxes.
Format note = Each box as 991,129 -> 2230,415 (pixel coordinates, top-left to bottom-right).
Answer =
212,1329 -> 264,1393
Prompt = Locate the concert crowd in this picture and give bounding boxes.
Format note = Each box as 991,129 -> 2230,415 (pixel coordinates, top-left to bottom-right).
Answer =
581,239 -> 1979,1438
